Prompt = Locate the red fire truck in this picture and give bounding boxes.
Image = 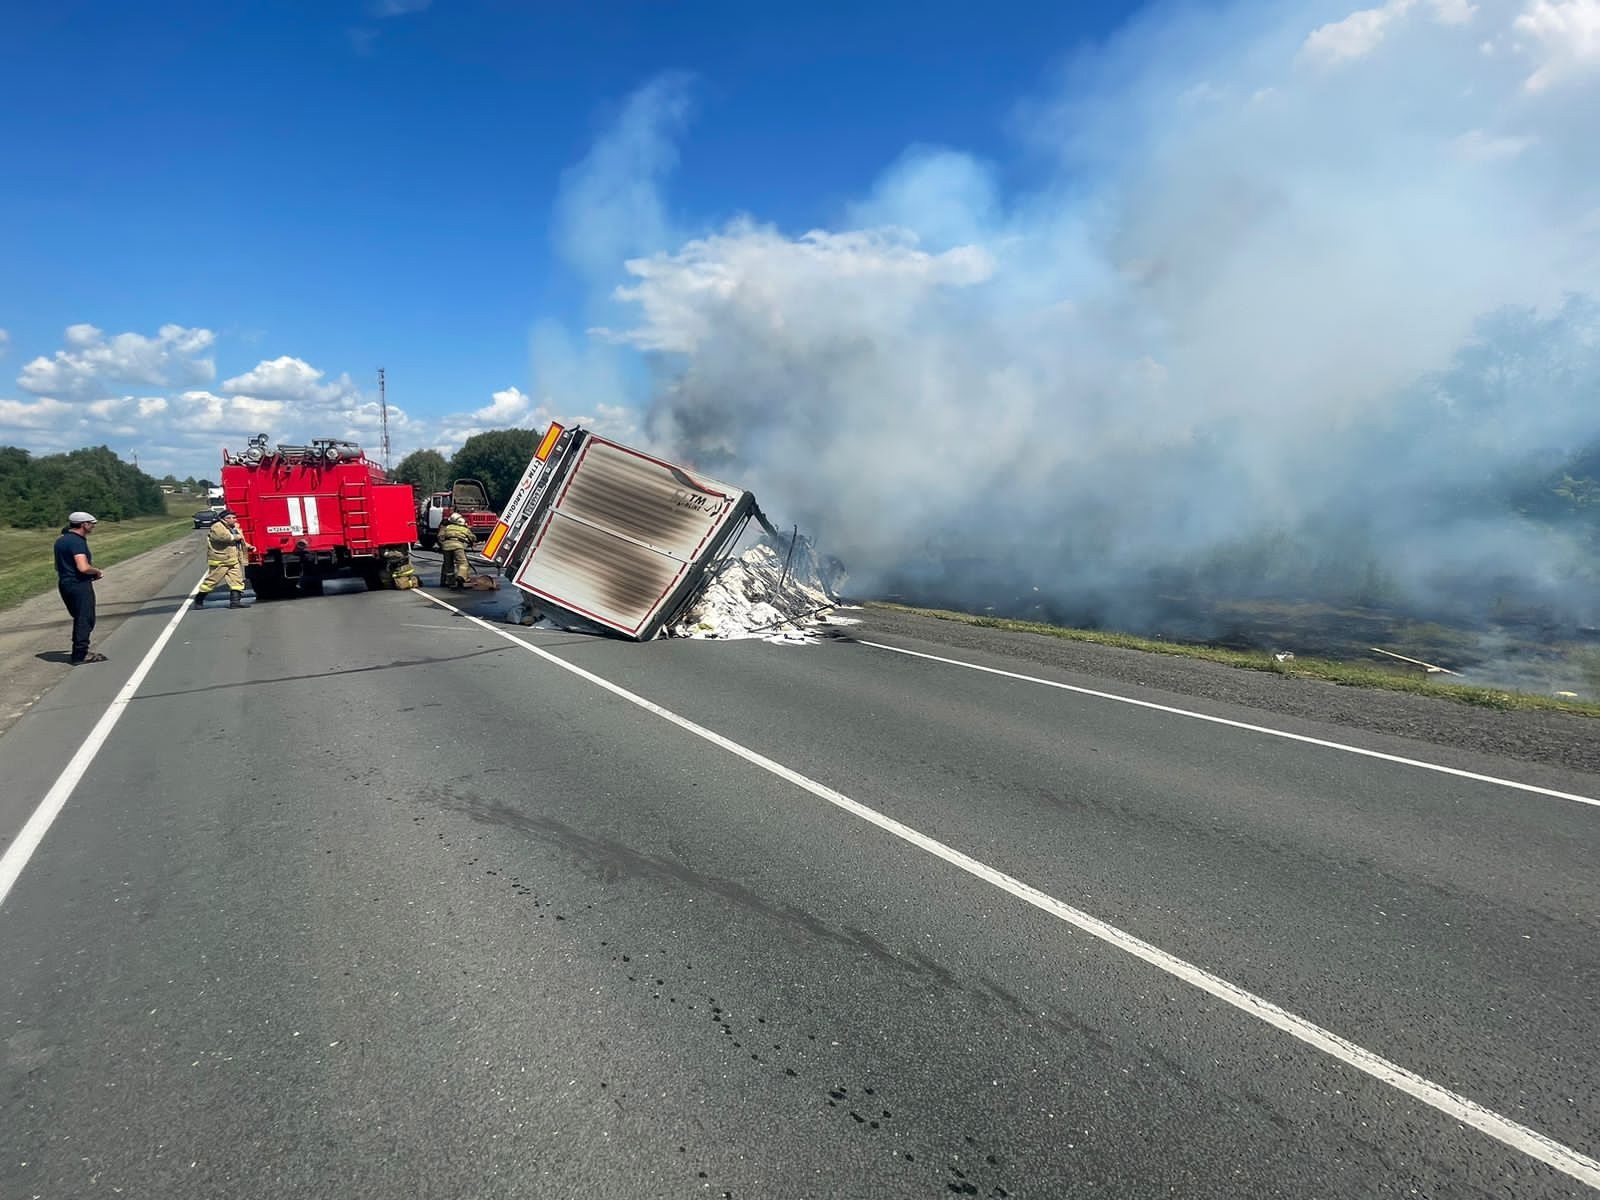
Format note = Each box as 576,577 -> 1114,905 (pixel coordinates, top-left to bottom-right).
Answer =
415,478 -> 498,550
220,434 -> 417,597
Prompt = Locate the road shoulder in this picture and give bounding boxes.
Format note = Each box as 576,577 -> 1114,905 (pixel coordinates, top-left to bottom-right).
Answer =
852,605 -> 1600,774
0,533 -> 201,739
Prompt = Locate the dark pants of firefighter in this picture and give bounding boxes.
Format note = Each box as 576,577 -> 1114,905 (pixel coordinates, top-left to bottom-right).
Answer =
199,557 -> 245,596
441,547 -> 470,586
58,578 -> 97,663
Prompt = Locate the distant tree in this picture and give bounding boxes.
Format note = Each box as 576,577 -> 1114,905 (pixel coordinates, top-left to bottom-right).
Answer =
392,448 -> 451,497
0,444 -> 165,528
450,428 -> 541,508
182,475 -> 197,492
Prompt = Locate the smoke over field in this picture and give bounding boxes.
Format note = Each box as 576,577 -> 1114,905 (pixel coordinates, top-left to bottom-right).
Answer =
557,1 -> 1600,646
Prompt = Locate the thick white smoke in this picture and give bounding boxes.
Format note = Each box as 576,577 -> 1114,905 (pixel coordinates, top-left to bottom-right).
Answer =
559,0 -> 1600,630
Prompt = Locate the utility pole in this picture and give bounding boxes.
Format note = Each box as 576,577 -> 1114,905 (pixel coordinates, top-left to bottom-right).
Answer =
378,367 -> 390,470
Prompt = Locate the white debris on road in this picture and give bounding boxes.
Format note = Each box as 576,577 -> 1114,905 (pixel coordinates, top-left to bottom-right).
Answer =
669,536 -> 847,642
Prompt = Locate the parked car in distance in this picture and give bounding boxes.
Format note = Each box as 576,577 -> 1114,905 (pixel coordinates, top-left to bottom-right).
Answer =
193,509 -> 222,529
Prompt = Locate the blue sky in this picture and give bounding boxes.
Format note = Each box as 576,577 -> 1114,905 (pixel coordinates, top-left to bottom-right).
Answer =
1,0 -> 1142,475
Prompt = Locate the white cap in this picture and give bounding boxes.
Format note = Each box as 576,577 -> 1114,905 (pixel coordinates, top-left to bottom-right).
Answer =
68,511 -> 98,525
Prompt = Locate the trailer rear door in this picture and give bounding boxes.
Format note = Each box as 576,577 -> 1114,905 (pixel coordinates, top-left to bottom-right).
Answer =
509,436 -> 752,639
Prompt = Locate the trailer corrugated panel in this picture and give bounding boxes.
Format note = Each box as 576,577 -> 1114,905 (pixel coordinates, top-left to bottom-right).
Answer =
509,435 -> 753,640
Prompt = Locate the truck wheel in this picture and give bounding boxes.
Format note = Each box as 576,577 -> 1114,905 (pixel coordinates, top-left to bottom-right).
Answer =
246,567 -> 286,601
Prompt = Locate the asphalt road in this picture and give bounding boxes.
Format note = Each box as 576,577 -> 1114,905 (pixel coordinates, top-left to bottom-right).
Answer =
1,558 -> 1597,1199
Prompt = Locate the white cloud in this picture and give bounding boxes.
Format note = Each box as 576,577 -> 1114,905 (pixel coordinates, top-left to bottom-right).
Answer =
1515,0 -> 1600,90
1431,0 -> 1478,24
1300,0 -> 1476,65
220,355 -> 349,403
17,323 -> 215,400
473,386 -> 534,423
1302,4 -> 1407,64
0,395 -> 73,431
0,333 -> 428,477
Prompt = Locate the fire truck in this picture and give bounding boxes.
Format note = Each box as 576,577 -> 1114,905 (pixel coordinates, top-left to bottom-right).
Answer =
220,434 -> 417,597
416,478 -> 498,550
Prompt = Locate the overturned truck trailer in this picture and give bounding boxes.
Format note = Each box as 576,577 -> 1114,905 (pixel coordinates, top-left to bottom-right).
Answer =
485,424 -> 771,640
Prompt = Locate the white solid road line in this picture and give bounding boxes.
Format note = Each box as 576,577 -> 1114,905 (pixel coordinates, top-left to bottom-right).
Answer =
861,639 -> 1600,810
417,590 -> 1600,1192
0,581 -> 201,909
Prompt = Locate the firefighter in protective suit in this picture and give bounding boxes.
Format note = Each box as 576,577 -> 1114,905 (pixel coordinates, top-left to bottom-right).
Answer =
437,512 -> 476,589
194,511 -> 255,608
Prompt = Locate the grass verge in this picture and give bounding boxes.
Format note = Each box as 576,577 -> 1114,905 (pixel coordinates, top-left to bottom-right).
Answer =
0,514 -> 193,611
869,602 -> 1600,718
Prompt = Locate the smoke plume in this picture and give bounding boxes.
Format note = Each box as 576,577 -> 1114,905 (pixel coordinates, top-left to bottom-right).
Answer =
564,1 -> 1600,634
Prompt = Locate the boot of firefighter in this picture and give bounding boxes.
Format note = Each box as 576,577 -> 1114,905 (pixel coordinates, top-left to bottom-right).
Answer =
192,592 -> 206,609
228,590 -> 244,609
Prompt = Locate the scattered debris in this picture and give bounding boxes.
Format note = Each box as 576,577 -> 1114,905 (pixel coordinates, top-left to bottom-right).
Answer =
504,602 -> 542,626
1369,646 -> 1462,676
1273,651 -> 1295,662
460,574 -> 499,591
668,534 -> 847,642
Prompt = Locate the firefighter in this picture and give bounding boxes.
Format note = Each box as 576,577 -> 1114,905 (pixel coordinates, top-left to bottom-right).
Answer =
379,548 -> 420,590
437,512 -> 476,589
194,510 -> 255,608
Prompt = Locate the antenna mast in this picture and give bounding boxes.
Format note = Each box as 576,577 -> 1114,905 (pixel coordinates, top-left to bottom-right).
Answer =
378,367 -> 390,469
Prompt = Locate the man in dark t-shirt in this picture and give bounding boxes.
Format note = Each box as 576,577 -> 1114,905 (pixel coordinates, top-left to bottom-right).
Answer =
53,511 -> 106,665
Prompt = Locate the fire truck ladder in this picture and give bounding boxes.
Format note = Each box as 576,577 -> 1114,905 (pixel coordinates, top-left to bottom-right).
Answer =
340,478 -> 376,553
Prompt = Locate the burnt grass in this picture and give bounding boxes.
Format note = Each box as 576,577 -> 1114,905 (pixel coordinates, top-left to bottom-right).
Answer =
877,587 -> 1600,693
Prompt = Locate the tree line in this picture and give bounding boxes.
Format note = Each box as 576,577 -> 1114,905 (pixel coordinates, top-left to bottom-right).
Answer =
391,428 -> 543,510
0,445 -> 168,529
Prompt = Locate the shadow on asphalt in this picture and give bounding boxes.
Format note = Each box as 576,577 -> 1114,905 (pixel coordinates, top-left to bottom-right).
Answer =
128,645 -> 515,701
5,594 -> 199,636
34,651 -> 74,664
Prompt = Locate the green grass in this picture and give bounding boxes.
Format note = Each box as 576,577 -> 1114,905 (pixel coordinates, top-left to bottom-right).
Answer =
870,602 -> 1600,718
0,499 -> 194,611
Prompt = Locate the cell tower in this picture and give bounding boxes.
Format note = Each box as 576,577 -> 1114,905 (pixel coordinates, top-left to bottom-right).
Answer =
378,367 -> 390,469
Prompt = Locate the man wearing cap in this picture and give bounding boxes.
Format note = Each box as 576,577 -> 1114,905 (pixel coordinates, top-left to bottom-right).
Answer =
54,511 -> 106,665
194,510 -> 255,609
